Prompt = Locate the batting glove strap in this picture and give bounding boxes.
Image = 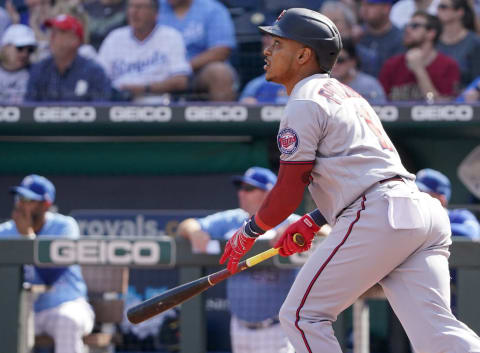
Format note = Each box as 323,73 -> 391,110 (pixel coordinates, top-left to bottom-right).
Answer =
243,215 -> 266,238
308,209 -> 327,229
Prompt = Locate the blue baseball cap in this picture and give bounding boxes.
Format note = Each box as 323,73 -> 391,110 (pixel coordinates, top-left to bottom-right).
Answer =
415,168 -> 451,202
10,174 -> 56,203
232,167 -> 277,191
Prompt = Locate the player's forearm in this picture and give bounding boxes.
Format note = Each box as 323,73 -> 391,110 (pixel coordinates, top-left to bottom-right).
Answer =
255,162 -> 314,230
190,47 -> 231,71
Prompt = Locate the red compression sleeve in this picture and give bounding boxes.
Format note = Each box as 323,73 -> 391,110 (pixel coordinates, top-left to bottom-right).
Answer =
255,161 -> 314,230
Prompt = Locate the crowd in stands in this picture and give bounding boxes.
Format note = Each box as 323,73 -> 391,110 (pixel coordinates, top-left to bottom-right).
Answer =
1,0 -> 480,104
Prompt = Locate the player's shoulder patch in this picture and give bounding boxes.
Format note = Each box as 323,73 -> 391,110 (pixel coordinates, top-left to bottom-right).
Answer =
277,127 -> 299,155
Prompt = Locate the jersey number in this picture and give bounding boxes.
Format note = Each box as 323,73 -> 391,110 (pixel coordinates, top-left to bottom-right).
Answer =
359,106 -> 394,151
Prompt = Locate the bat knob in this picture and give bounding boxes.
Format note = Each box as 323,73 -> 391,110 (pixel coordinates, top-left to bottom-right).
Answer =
292,233 -> 305,247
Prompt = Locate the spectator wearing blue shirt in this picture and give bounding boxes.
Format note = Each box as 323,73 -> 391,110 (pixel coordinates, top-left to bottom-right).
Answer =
177,167 -> 302,353
416,168 -> 480,239
25,14 -> 111,102
0,175 -> 94,353
157,0 -> 237,101
239,35 -> 288,104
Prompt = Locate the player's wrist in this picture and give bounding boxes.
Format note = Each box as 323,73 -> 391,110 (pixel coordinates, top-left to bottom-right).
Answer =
243,215 -> 266,238
306,210 -> 326,230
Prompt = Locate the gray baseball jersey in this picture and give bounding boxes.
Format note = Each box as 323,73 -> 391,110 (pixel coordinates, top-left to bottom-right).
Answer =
275,74 -> 480,353
277,73 -> 414,225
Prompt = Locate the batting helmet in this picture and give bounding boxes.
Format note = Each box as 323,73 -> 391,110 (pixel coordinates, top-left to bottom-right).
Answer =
259,8 -> 342,74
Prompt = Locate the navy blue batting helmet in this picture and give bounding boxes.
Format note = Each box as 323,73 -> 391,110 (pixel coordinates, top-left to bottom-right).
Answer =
259,8 -> 342,74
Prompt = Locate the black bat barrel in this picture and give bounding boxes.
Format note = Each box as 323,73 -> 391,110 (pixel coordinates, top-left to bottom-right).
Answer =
127,276 -> 212,324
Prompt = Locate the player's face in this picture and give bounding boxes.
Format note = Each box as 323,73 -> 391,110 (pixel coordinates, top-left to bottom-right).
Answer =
403,16 -> 430,48
263,36 -> 304,85
237,183 -> 268,215
14,196 -> 47,224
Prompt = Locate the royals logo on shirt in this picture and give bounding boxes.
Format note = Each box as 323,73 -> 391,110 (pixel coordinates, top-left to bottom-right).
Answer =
277,128 -> 299,155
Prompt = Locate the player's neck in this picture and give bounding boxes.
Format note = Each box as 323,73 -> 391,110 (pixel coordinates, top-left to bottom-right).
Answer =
285,66 -> 324,95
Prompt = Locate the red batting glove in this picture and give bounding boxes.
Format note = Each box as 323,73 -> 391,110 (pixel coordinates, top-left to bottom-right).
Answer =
274,214 -> 320,256
219,224 -> 257,273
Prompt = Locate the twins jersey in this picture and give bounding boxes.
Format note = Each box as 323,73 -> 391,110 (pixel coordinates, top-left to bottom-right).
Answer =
0,212 -> 88,312
278,74 -> 414,224
98,25 -> 191,88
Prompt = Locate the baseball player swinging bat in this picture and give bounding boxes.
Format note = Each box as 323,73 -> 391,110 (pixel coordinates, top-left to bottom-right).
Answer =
126,233 -> 305,324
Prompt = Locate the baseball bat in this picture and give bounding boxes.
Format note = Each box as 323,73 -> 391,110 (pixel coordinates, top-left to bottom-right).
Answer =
126,233 -> 305,324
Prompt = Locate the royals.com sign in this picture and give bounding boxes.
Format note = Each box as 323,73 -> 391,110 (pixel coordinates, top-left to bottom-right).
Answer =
35,237 -> 175,267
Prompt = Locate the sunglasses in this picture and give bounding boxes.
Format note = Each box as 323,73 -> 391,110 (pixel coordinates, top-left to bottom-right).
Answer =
406,22 -> 430,29
15,46 -> 35,54
237,184 -> 259,192
437,3 -> 455,9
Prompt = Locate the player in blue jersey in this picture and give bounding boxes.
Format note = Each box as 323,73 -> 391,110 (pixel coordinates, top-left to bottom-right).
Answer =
0,175 -> 94,353
178,167 -> 306,353
416,168 -> 480,240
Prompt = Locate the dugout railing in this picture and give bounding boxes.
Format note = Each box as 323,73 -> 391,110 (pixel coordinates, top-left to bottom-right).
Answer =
0,236 -> 479,353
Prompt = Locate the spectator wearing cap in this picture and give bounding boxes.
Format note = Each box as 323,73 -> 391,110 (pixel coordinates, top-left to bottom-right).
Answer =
331,38 -> 386,102
0,174 -> 94,353
358,0 -> 405,78
177,166 -> 302,353
0,24 -> 37,103
25,14 -> 111,102
98,0 -> 191,104
416,168 -> 480,239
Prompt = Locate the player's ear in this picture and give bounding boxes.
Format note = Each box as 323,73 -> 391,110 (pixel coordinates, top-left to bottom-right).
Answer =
298,47 -> 312,64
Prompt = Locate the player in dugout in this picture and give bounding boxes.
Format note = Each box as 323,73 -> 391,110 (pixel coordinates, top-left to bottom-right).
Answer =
0,174 -> 94,353
178,166 -> 329,353
219,8 -> 480,353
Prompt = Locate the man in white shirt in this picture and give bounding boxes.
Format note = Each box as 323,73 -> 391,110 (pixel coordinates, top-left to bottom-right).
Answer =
98,0 -> 191,103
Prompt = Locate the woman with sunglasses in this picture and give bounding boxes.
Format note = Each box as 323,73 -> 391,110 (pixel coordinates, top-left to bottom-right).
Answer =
0,24 -> 37,103
436,0 -> 480,87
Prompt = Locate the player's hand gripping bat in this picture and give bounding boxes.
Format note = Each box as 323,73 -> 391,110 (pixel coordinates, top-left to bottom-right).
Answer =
126,233 -> 305,324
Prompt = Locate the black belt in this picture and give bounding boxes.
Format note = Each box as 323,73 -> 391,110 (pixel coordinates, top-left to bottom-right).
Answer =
236,317 -> 280,330
379,175 -> 404,184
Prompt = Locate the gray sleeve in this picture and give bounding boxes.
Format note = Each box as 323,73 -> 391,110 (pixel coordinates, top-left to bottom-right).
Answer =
278,99 -> 327,162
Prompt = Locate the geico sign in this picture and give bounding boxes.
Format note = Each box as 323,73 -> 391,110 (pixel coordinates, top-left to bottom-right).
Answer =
411,105 -> 473,121
50,240 -> 160,265
261,106 -> 284,122
372,105 -> 399,122
0,107 -> 20,122
34,107 -> 96,122
110,106 -> 172,122
185,106 -> 248,121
